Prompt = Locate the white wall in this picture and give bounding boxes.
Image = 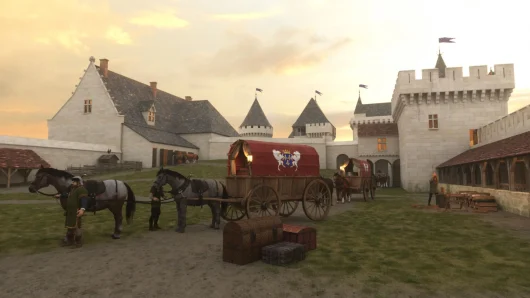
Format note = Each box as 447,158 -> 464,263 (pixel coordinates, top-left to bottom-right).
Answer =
325,141 -> 358,170
358,136 -> 399,157
121,126 -> 198,168
47,60 -> 124,149
239,126 -> 273,137
476,104 -> 530,146
180,133 -> 217,160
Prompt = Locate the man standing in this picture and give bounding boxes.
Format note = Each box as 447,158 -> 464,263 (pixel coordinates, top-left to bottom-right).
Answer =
63,176 -> 90,248
428,172 -> 439,206
149,186 -> 162,231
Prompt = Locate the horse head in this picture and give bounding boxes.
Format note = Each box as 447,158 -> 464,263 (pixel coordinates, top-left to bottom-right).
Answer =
153,168 -> 188,193
28,167 -> 73,193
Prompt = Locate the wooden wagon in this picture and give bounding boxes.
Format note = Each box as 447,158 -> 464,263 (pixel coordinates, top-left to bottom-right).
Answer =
221,139 -> 332,222
337,158 -> 376,201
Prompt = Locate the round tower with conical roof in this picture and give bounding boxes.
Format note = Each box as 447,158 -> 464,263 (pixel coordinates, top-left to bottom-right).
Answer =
239,97 -> 273,137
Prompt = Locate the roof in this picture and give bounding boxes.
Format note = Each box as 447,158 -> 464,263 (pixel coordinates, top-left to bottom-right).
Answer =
228,139 -> 320,176
0,148 -> 51,169
435,53 -> 447,78
358,123 -> 399,137
98,154 -> 119,161
437,131 -> 530,168
126,124 -> 199,149
96,65 -> 239,146
354,94 -> 392,116
240,98 -> 272,128
292,98 -> 333,127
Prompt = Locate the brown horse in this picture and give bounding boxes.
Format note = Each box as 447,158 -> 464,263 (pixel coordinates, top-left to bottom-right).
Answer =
375,173 -> 390,188
332,173 -> 353,203
28,166 -> 136,239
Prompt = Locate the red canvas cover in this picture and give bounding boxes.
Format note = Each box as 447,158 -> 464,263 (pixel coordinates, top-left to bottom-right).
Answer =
349,158 -> 371,177
227,139 -> 320,176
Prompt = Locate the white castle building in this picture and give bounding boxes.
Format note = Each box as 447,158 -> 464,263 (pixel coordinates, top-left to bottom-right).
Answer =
1,54 -> 525,198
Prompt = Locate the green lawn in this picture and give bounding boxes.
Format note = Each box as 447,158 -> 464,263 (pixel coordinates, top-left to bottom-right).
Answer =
295,191 -> 530,297
0,202 -> 212,256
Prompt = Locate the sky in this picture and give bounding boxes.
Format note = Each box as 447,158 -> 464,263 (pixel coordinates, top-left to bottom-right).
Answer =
1,0 -> 530,141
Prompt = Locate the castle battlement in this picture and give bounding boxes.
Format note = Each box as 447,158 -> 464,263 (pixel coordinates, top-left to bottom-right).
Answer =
391,63 -> 515,121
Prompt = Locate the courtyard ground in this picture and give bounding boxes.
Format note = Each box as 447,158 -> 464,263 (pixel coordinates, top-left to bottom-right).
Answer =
1,186 -> 530,297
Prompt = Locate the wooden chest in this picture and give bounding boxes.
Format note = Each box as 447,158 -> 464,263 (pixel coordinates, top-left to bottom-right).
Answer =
262,242 -> 306,265
282,224 -> 316,251
223,216 -> 283,265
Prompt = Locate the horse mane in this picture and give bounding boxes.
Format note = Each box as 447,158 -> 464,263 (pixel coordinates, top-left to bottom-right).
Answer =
157,168 -> 187,180
37,167 -> 74,179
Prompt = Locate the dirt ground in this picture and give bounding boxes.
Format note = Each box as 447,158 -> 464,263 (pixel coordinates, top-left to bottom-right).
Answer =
2,194 -> 530,298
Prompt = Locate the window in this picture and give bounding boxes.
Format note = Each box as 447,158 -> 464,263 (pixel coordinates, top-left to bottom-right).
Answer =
428,114 -> 439,129
148,107 -> 155,122
84,99 -> 92,113
377,138 -> 387,152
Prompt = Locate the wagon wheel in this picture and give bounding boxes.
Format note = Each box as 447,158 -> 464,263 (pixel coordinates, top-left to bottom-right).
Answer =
362,179 -> 369,202
221,203 -> 246,221
280,201 -> 299,217
302,179 -> 332,221
245,184 -> 280,218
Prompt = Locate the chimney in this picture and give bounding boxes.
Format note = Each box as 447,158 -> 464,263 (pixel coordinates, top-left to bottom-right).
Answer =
150,82 -> 157,98
185,96 -> 192,101
99,58 -> 109,78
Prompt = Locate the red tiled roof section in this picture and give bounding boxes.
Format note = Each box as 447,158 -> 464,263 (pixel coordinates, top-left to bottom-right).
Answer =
437,131 -> 530,168
0,148 -> 51,169
358,123 -> 398,137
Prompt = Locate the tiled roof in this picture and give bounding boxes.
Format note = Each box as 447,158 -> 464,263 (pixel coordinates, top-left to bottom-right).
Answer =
437,131 -> 530,168
96,65 -> 239,147
354,95 -> 392,117
0,148 -> 51,169
240,98 -> 272,128
358,123 -> 399,137
289,98 -> 336,138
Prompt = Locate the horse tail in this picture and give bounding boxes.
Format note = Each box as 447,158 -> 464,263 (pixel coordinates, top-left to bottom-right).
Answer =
124,182 -> 136,224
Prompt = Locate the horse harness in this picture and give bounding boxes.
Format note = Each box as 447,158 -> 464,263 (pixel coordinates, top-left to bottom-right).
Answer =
169,175 -> 210,207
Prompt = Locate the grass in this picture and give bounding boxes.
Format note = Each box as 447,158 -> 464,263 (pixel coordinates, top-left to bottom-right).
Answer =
0,202 -> 213,256
294,191 -> 530,296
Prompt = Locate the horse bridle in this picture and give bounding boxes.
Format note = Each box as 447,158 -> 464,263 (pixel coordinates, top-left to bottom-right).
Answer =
152,173 -> 193,200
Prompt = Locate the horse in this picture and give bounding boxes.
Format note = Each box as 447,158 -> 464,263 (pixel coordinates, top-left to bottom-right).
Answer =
332,172 -> 353,203
375,173 -> 390,188
151,167 -> 229,233
28,166 -> 136,239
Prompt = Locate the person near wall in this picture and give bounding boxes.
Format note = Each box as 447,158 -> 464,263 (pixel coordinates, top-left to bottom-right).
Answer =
428,172 -> 439,206
62,176 -> 89,248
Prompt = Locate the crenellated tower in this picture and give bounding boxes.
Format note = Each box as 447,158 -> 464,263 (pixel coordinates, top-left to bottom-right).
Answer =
350,91 -> 393,141
289,98 -> 336,141
239,97 -> 273,137
393,53 -> 515,192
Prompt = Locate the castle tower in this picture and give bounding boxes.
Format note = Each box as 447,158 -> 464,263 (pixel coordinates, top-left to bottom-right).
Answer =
393,53 -> 515,192
289,98 -> 336,141
350,91 -> 393,141
238,97 -> 273,137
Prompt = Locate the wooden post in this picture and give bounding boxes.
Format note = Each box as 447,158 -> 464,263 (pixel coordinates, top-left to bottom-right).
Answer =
470,164 -> 476,186
481,161 -> 488,188
492,160 -> 500,189
508,157 -> 517,191
523,156 -> 530,192
0,168 -> 18,189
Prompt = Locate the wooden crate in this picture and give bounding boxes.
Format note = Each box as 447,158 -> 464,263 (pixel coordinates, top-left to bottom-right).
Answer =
282,224 -> 317,251
223,216 -> 283,265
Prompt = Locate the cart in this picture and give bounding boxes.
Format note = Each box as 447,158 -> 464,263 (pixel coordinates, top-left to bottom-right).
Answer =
337,158 -> 376,201
221,139 -> 332,222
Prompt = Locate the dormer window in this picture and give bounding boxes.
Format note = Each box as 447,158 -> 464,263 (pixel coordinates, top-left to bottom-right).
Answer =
148,106 -> 155,122
84,99 -> 92,114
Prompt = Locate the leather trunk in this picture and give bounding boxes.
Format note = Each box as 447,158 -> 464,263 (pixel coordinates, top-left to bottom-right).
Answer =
282,224 -> 317,252
223,216 -> 283,265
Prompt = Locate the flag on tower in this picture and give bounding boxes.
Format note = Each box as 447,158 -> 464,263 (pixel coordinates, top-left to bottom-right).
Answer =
439,37 -> 455,43
315,90 -> 322,95
256,88 -> 263,92
359,84 -> 368,89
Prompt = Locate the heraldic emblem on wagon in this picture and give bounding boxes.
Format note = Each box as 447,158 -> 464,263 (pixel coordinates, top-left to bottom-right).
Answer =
272,149 -> 301,171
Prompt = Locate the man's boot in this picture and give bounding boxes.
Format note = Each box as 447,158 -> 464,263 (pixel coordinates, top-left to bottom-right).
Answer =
61,232 -> 74,247
149,216 -> 154,231
154,216 -> 161,230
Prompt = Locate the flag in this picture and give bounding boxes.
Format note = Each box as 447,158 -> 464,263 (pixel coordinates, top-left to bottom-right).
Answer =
315,90 -> 322,95
256,88 -> 263,92
439,37 -> 455,43
359,84 -> 368,89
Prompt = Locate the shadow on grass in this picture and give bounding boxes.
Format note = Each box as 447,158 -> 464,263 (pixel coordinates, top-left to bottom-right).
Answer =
0,203 -> 212,256
291,196 -> 530,296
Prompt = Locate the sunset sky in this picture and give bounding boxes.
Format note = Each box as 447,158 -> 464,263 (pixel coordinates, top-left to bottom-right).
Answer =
1,0 -> 529,141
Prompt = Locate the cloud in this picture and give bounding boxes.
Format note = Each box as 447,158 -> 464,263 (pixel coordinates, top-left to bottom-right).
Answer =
105,26 -> 133,45
212,10 -> 282,21
129,10 -> 189,29
189,28 -> 352,77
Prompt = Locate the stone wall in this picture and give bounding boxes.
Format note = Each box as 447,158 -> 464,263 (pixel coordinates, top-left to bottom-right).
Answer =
439,183 -> 530,217
476,104 -> 530,146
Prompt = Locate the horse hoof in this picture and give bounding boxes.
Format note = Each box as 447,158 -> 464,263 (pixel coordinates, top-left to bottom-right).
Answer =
111,234 -> 121,239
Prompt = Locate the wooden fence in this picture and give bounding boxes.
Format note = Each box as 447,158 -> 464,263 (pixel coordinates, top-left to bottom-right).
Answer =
67,161 -> 142,176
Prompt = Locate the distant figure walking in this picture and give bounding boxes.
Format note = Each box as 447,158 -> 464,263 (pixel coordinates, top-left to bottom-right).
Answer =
428,172 -> 439,206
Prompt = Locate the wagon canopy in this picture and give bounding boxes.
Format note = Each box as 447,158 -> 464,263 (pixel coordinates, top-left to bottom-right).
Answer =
339,158 -> 371,177
228,139 -> 320,176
